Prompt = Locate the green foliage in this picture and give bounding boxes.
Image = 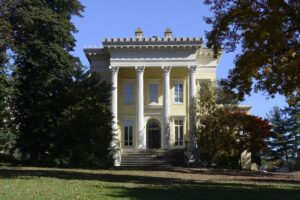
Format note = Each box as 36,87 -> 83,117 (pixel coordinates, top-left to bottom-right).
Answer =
0,0 -> 13,48
51,72 -> 113,168
194,83 -> 272,168
285,102 -> 300,169
0,0 -> 16,152
194,83 -> 234,166
266,103 -> 300,169
8,0 -> 84,163
0,0 -> 113,167
0,66 -> 16,152
204,0 -> 300,103
265,106 -> 292,166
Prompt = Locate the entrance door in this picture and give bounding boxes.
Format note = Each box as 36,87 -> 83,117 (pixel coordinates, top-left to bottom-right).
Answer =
147,121 -> 161,149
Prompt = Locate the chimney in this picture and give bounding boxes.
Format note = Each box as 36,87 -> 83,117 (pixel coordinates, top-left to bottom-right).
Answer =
164,28 -> 173,38
135,27 -> 144,39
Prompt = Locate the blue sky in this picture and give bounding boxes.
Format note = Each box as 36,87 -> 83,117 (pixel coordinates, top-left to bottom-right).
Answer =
71,0 -> 287,118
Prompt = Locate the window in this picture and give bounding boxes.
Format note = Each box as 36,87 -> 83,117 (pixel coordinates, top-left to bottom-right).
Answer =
124,120 -> 133,146
174,83 -> 183,103
124,83 -> 133,104
174,120 -> 183,146
149,83 -> 158,104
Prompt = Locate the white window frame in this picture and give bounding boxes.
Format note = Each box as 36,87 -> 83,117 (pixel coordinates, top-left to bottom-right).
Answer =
123,80 -> 134,105
173,80 -> 184,104
174,119 -> 184,146
124,120 -> 133,147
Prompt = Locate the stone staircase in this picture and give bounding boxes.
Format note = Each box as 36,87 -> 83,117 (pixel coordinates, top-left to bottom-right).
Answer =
120,149 -> 184,167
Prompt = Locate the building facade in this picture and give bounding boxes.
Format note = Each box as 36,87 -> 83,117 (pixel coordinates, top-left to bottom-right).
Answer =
84,28 -> 221,166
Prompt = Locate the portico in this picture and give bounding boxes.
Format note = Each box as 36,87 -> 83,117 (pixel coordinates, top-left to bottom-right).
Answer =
109,65 -> 197,151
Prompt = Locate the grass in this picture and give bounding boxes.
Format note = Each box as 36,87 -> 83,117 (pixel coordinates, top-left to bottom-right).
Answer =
0,166 -> 299,200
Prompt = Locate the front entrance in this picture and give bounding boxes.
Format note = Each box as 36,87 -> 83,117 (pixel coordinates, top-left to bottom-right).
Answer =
147,120 -> 161,149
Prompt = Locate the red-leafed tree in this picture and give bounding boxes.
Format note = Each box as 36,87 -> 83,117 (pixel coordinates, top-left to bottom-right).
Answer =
227,112 -> 273,169
194,83 -> 273,168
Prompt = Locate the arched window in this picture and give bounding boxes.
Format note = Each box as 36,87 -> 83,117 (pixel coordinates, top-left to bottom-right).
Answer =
147,121 -> 160,130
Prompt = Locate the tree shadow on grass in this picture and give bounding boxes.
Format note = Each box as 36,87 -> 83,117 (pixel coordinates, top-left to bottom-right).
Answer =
117,167 -> 300,184
106,183 -> 300,200
0,168 -> 299,200
0,168 -> 299,184
1,168 -> 193,184
118,167 -> 294,179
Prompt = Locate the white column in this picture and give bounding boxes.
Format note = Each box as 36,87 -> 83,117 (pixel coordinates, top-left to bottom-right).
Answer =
135,66 -> 145,149
109,66 -> 120,166
188,65 -> 197,151
162,66 -> 171,149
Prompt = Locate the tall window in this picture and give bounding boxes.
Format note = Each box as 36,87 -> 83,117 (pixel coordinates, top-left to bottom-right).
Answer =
124,120 -> 133,146
124,83 -> 133,104
174,83 -> 183,103
149,83 -> 158,104
174,120 -> 183,146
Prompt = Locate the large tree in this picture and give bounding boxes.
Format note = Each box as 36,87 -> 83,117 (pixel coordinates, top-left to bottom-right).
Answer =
0,0 -> 15,152
0,61 -> 15,152
204,0 -> 300,103
266,106 -> 292,166
194,82 -> 235,166
8,0 -> 84,161
195,83 -> 272,168
228,111 -> 272,169
2,0 -> 113,167
51,72 -> 113,167
284,102 -> 300,168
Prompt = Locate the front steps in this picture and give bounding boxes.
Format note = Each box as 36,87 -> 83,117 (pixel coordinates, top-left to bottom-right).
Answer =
120,149 -> 184,167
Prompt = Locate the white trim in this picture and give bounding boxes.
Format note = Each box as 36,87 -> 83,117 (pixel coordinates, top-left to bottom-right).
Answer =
123,119 -> 134,147
146,105 -> 163,109
173,118 -> 184,147
170,115 -> 186,121
173,80 -> 184,104
110,61 -> 197,68
120,115 -> 136,120
147,79 -> 161,82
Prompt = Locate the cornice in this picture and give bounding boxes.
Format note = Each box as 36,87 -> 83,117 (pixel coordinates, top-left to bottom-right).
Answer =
83,47 -> 110,62
102,37 -> 203,49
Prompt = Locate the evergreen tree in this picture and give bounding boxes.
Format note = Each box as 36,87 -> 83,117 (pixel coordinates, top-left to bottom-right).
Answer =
266,106 -> 292,166
0,0 -> 16,152
7,0 -> 84,161
0,57 -> 15,152
2,0 -> 113,167
52,71 -> 113,167
284,102 -> 300,169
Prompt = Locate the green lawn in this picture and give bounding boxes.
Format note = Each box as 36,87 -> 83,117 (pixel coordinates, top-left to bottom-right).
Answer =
0,166 -> 299,200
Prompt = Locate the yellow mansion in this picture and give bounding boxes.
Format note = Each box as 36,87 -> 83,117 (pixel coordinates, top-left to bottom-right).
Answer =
84,28 -> 222,166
